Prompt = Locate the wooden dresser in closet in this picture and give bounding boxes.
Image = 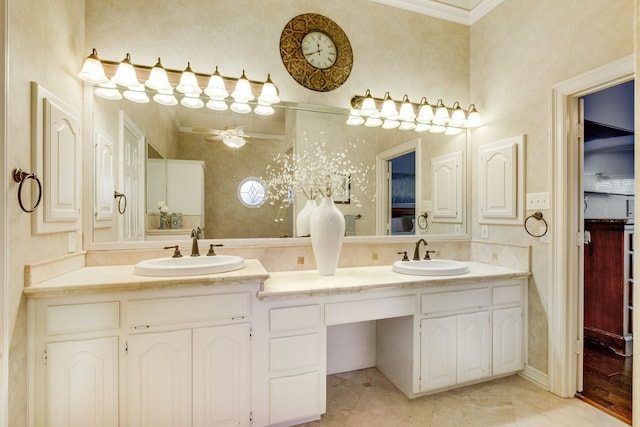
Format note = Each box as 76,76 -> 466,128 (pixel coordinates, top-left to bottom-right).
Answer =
584,219 -> 633,355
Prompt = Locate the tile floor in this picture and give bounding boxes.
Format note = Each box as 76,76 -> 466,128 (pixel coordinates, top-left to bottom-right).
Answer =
299,368 -> 629,427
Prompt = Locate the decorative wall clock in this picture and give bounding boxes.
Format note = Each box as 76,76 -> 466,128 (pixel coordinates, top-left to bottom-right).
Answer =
280,13 -> 353,92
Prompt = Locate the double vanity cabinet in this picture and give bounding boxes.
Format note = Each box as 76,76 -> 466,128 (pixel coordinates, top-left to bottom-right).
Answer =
25,259 -> 528,427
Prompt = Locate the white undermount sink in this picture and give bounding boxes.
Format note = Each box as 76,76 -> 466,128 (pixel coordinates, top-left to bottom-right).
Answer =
392,259 -> 469,276
134,255 -> 245,277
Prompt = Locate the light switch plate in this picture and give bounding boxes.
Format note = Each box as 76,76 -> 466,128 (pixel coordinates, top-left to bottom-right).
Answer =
67,231 -> 76,253
481,225 -> 489,239
526,192 -> 550,210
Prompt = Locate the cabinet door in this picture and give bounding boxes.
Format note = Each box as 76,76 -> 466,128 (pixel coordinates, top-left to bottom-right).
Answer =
47,337 -> 118,427
193,324 -> 250,427
127,330 -> 192,427
420,316 -> 456,392
493,307 -> 523,375
457,311 -> 490,383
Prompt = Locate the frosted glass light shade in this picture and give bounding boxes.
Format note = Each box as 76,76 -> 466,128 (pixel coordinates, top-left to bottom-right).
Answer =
434,99 -> 450,124
231,71 -> 254,102
449,102 -> 467,126
360,90 -> 377,117
223,136 -> 247,148
153,93 -> 178,106
230,101 -> 252,114
466,105 -> 483,127
77,49 -> 109,85
205,66 -> 229,100
382,119 -> 400,129
364,116 -> 382,127
146,58 -> 173,92
258,74 -> 280,105
206,99 -> 229,111
177,63 -> 202,95
399,121 -> 416,131
180,95 -> 204,109
397,96 -> 416,122
415,123 -> 431,133
94,87 -> 122,100
346,109 -> 364,126
380,92 -> 398,119
112,53 -> 140,87
123,90 -> 149,103
417,99 -> 434,123
254,104 -> 275,116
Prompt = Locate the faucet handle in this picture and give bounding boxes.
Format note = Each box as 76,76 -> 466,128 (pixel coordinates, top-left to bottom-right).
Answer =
207,243 -> 224,256
397,251 -> 409,261
163,245 -> 183,258
424,250 -> 437,260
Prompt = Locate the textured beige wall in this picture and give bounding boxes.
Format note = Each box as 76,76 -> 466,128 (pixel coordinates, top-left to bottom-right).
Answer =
7,0 -> 85,424
469,0 -> 634,373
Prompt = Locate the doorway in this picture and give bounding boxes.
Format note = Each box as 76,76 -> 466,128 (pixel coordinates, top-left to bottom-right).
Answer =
578,80 -> 634,423
375,139 -> 420,235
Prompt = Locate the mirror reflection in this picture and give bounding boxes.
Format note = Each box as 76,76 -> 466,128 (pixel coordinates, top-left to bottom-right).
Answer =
90,94 -> 467,243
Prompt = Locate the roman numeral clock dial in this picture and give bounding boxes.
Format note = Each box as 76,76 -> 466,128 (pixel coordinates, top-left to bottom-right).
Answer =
280,13 -> 353,92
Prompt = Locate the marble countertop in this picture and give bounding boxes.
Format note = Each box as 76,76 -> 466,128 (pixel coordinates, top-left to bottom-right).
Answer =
23,259 -> 269,298
23,259 -> 529,299
259,261 -> 530,299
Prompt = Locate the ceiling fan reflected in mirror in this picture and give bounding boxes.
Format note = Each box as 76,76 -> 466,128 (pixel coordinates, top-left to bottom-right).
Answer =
182,125 -> 250,148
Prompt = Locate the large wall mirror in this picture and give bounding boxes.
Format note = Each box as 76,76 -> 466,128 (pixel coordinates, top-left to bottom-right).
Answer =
86,91 -> 469,247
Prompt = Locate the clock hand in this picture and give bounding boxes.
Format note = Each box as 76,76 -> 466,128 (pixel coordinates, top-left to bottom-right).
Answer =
304,48 -> 323,57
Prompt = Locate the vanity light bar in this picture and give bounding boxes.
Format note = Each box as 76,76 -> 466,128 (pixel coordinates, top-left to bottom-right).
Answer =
77,49 -> 280,115
347,89 -> 482,134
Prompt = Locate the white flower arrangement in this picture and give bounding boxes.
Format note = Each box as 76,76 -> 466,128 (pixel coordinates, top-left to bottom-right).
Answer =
263,137 -> 374,207
157,201 -> 170,213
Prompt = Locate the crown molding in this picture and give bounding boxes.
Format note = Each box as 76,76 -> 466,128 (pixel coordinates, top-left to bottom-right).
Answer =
370,0 -> 502,26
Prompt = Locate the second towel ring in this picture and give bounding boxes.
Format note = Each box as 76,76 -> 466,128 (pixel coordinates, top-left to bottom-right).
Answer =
114,191 -> 127,214
417,212 -> 429,231
524,211 -> 548,238
12,168 -> 42,213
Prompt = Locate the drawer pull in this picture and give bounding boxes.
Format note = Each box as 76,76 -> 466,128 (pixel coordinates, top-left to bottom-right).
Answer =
232,316 -> 246,320
134,325 -> 150,330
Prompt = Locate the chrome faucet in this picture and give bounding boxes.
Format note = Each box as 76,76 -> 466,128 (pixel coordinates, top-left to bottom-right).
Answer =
190,227 -> 201,256
413,238 -> 428,260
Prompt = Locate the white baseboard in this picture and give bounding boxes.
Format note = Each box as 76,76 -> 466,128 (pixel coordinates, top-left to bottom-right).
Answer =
518,364 -> 548,390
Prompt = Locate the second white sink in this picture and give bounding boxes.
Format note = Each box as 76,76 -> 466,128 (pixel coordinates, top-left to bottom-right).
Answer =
392,259 -> 469,276
134,255 -> 245,277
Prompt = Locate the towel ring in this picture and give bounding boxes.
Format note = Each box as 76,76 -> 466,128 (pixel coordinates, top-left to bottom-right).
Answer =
12,168 -> 42,213
417,212 -> 429,231
524,211 -> 548,238
114,191 -> 127,214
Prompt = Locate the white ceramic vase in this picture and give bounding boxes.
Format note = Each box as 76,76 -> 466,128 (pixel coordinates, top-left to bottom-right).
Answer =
310,196 -> 345,275
296,199 -> 316,237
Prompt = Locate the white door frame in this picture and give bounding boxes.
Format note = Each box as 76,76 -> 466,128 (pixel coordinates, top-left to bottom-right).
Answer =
0,0 -> 7,424
549,55 -> 634,399
375,139 -> 420,235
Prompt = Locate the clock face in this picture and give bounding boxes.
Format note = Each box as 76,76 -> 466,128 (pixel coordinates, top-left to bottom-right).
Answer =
280,13 -> 353,92
301,31 -> 337,69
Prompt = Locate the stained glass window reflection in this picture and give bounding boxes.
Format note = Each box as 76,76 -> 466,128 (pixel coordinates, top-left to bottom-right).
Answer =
238,177 -> 266,208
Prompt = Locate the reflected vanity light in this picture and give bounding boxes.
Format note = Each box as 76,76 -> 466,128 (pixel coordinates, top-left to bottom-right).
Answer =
77,49 -> 280,116
348,90 -> 482,134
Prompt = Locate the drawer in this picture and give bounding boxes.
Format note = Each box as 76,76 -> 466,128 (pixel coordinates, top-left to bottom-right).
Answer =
270,333 -> 320,374
270,305 -> 321,333
421,288 -> 490,314
270,371 -> 323,424
48,302 -> 120,335
325,295 -> 415,325
127,293 -> 249,328
492,284 -> 523,305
